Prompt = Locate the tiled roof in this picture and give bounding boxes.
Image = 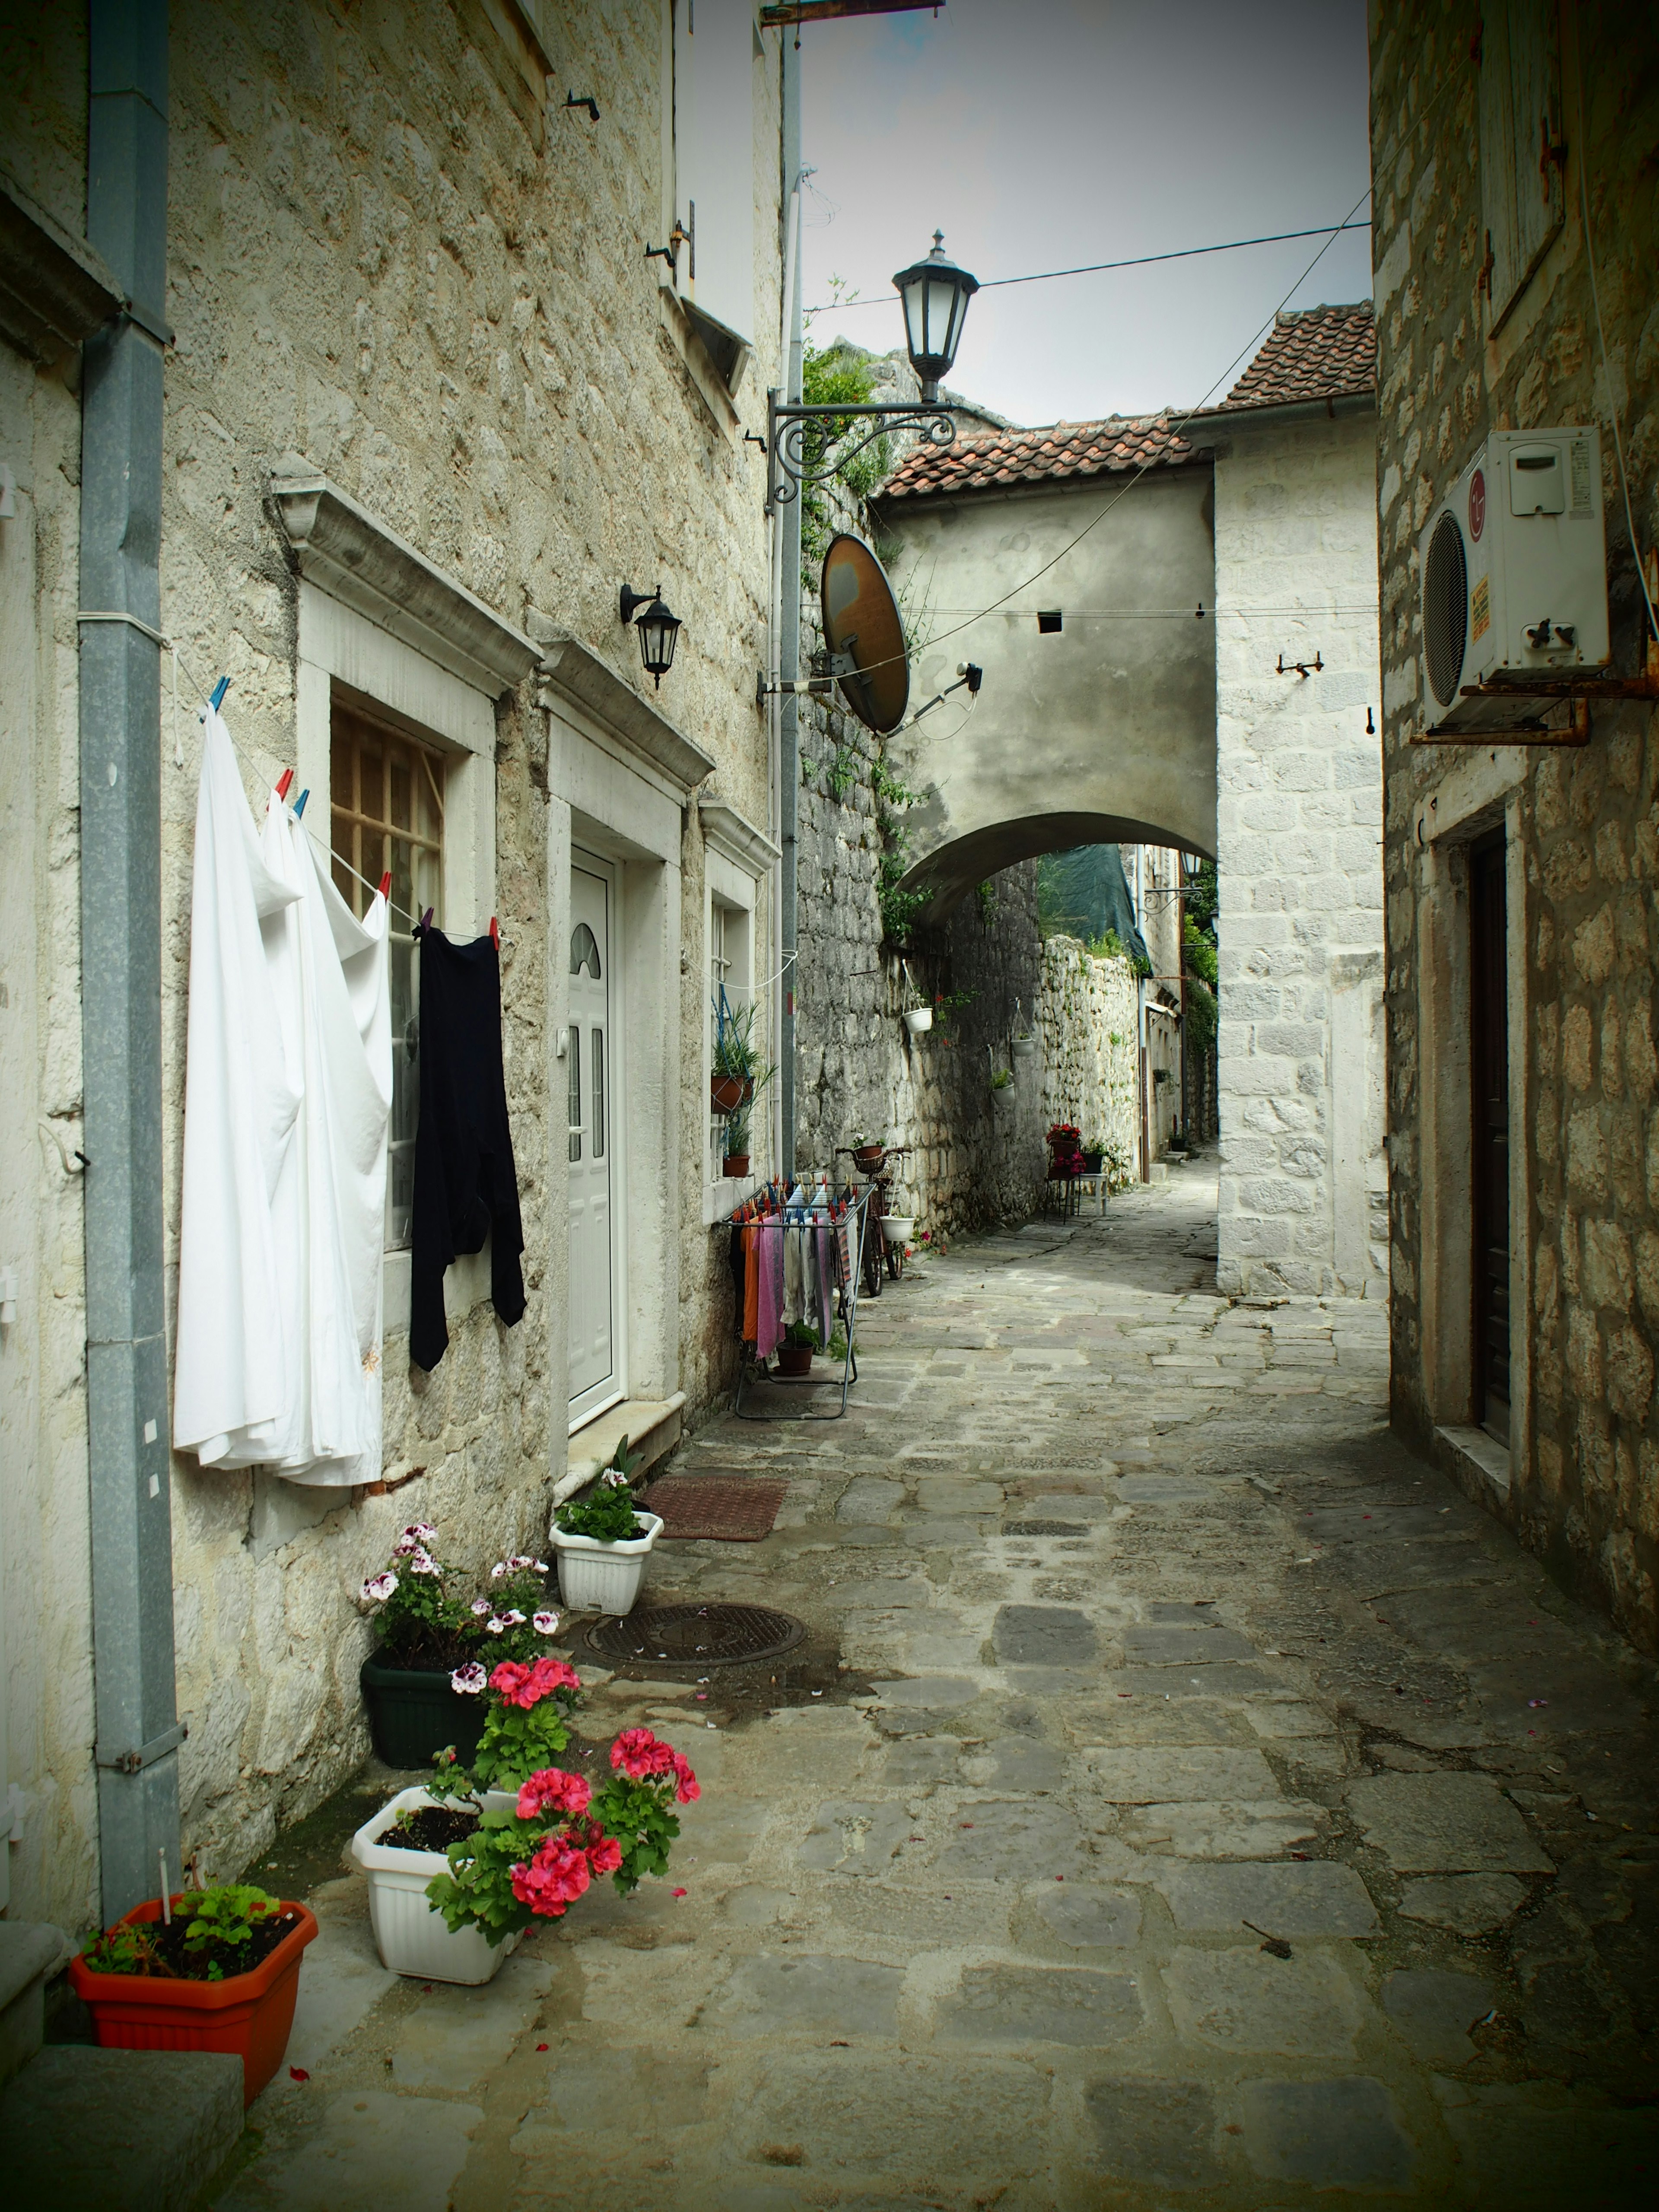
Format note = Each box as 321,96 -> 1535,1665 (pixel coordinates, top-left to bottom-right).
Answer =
883,412 -> 1199,499
1214,301 -> 1376,413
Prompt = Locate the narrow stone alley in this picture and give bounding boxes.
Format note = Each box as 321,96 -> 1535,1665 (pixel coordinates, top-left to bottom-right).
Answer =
226,1163 -> 1659,2210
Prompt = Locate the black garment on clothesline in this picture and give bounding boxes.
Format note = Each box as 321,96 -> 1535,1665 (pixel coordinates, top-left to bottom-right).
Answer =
410,927 -> 526,1371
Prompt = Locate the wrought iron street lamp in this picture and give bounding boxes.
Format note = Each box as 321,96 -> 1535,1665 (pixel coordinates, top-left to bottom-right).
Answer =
620,583 -> 682,688
760,230 -> 978,513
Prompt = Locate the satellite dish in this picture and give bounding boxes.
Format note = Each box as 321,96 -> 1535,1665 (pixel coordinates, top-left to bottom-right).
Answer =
820,534 -> 909,735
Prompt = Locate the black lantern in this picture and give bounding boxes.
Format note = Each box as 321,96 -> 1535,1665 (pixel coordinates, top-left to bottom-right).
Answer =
621,582 -> 682,689
1180,849 -> 1204,886
891,231 -> 979,404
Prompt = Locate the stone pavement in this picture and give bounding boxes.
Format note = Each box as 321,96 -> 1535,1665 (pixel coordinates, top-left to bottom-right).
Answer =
223,1158 -> 1659,2210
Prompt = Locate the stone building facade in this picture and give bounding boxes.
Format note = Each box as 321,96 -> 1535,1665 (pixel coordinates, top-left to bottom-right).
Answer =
1370,3 -> 1659,1649
1193,306 -> 1389,1299
2,0 -> 787,1930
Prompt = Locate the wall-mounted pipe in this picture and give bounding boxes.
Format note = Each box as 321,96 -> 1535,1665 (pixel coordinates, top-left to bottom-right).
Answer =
80,0 -> 181,1922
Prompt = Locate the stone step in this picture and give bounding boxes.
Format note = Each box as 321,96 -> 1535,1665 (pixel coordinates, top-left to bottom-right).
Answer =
3,2045 -> 244,2211
554,1391 -> 687,1509
0,1920 -> 67,2088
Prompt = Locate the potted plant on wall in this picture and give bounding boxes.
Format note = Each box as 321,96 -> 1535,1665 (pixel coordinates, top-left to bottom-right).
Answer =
1010,998 -> 1036,1059
352,1649 -> 585,1983
70,1882 -> 319,2106
550,1440 -> 664,1615
713,1000 -> 774,1167
357,1524 -> 563,1770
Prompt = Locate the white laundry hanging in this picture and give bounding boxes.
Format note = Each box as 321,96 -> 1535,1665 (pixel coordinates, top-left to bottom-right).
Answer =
172,713 -> 392,1485
172,709 -> 303,1465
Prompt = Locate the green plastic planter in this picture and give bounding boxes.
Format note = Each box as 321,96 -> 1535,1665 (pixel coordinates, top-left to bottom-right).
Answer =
359,1653 -> 489,1770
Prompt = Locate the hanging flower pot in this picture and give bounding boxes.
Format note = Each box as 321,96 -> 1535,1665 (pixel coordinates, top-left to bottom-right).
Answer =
722,1151 -> 751,1178
1011,1033 -> 1036,1060
902,1006 -> 932,1037
711,1073 -> 745,1113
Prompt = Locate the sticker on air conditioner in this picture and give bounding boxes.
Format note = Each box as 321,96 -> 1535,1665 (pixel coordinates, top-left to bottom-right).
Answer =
1471,575 -> 1491,642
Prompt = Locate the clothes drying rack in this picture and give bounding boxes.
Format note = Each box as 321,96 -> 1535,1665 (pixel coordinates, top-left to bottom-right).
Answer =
731,1183 -> 875,1423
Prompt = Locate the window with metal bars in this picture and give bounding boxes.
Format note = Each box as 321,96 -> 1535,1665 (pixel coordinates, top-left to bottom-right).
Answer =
330,701 -> 445,1248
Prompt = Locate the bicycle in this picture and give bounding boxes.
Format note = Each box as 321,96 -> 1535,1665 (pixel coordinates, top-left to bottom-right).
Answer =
837,1144 -> 910,1298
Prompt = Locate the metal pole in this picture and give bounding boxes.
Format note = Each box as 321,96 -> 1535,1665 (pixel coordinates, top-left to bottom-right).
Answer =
81,0 -> 181,1922
778,36 -> 803,1179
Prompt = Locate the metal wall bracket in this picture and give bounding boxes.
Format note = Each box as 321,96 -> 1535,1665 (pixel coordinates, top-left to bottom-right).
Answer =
95,1721 -> 188,1776
762,386 -> 957,515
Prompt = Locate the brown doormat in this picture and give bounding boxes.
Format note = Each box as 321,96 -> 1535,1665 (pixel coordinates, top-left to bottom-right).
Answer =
641,1475 -> 788,1541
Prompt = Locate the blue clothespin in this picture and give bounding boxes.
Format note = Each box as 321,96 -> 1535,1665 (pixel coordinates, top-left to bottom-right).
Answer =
209,676 -> 230,711
293,788 -> 310,817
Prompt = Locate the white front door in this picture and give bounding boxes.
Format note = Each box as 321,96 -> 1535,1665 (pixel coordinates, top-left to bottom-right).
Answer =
569,858 -> 620,1423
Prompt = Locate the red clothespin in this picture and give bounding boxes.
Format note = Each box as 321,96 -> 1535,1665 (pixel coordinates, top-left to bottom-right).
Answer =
489,916 -> 500,949
378,871 -> 391,899
275,768 -> 295,800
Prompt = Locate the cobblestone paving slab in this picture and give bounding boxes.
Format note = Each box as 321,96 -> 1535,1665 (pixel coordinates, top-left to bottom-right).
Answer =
231,1160 -> 1659,2208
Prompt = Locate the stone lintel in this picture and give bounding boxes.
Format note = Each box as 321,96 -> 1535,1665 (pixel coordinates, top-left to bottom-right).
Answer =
699,796 -> 781,874
272,469 -> 540,699
0,172 -> 125,360
530,617 -> 716,797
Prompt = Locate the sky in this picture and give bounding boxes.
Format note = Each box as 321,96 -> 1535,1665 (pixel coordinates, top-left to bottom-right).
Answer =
798,0 -> 1373,429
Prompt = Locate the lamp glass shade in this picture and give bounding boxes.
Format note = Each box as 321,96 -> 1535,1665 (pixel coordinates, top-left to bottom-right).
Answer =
892,232 -> 978,391
636,597 -> 681,686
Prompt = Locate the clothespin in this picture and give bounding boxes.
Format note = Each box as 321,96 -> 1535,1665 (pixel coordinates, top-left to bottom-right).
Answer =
420,907 -> 434,931
293,788 -> 310,817
378,871 -> 391,899
209,676 -> 230,712
275,768 -> 295,800
489,916 -> 500,949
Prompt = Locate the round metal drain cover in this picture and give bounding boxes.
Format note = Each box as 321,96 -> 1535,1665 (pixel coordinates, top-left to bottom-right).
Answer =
585,1602 -> 807,1669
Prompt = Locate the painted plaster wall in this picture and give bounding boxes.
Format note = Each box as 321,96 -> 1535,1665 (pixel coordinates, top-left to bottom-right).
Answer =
1371,3 -> 1659,1647
6,0 -> 782,1915
1213,407 -> 1387,1296
1037,938 -> 1139,1169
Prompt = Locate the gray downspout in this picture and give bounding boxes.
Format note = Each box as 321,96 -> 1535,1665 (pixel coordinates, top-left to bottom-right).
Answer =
779,36 -> 802,1177
80,0 -> 179,1922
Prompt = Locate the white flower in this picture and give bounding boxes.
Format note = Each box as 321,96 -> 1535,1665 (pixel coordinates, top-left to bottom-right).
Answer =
533,1611 -> 559,1636
470,1597 -> 491,1617
601,1470 -> 629,1489
489,1560 -> 509,1580
408,1548 -> 440,1576
531,1559 -> 550,1575
360,1571 -> 398,1603
501,1609 -> 526,1627
393,1532 -> 417,1556
405,1522 -> 437,1545
486,1616 -> 509,1635
507,1554 -> 534,1571
450,1662 -> 487,1694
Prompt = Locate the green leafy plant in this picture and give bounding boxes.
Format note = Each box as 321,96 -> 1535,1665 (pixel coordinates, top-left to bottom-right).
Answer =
989,1067 -> 1014,1091
81,1921 -> 162,1977
798,342 -> 892,579
826,1325 -> 848,1362
556,1447 -> 646,1545
1102,1141 -> 1134,1195
825,744 -> 859,802
1183,913 -> 1218,990
178,1885 -> 281,1979
358,1524 -> 559,1668
436,1652 -> 583,1793
975,880 -> 999,929
784,1320 -> 821,1349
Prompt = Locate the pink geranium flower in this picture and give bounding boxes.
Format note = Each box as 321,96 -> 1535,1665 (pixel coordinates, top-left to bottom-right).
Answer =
360,1571 -> 398,1603
509,1837 -> 591,1917
515,1767 -> 592,1821
491,1656 -> 581,1709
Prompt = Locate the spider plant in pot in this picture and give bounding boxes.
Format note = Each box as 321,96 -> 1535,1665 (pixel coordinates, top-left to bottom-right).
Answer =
711,999 -> 772,1115
776,1319 -> 820,1377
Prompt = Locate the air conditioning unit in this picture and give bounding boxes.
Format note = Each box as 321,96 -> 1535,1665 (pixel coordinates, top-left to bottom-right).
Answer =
1419,427 -> 1608,733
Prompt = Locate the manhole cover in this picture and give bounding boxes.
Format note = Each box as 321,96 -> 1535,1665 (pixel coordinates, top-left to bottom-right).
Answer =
1003,1519 -> 1087,1537
585,1602 -> 807,1668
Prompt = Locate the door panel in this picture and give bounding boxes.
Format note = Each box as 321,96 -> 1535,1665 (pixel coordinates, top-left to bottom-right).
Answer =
1470,833 -> 1510,1442
568,864 -> 616,1412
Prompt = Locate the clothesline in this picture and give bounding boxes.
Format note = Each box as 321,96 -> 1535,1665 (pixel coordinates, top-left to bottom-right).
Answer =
81,612 -> 425,932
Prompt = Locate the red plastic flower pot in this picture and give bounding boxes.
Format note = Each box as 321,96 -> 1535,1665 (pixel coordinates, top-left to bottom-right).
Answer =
68,1898 -> 319,2107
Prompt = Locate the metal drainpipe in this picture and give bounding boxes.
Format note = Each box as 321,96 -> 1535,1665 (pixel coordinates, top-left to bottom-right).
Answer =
778,33 -> 802,1179
80,0 -> 181,1922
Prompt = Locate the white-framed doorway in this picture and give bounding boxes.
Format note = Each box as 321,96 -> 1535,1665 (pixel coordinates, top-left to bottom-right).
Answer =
568,849 -> 626,1429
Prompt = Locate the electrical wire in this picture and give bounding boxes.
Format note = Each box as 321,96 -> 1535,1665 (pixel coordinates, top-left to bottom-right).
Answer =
1576,44 -> 1659,645
806,216 -> 1372,314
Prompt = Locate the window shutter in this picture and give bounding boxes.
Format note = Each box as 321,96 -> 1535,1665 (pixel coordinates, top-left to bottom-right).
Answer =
672,0 -> 755,374
1480,0 -> 1564,333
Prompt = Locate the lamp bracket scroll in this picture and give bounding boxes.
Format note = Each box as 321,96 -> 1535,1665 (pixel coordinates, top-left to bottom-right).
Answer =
761,387 -> 957,515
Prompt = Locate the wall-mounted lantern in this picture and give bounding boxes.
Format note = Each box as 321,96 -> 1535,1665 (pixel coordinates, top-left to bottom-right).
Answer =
621,583 -> 682,689
891,232 -> 980,404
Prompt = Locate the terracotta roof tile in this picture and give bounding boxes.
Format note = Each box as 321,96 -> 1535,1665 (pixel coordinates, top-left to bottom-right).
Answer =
1214,300 -> 1376,413
884,411 -> 1198,499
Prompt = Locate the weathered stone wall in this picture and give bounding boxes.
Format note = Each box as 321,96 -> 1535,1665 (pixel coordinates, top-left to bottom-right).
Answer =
1372,3 -> 1659,1647
1037,938 -> 1139,1169
1213,406 -> 1387,1297
5,0 -> 784,1913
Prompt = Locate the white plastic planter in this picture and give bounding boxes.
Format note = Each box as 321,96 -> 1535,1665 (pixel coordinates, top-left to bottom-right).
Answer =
902,1006 -> 932,1036
1010,1034 -> 1036,1059
551,1510 -> 664,1616
352,1787 -> 522,1986
880,1214 -> 914,1248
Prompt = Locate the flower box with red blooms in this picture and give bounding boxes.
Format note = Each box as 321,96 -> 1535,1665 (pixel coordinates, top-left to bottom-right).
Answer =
1045,1122 -> 1085,1178
356,1521 -> 566,1768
